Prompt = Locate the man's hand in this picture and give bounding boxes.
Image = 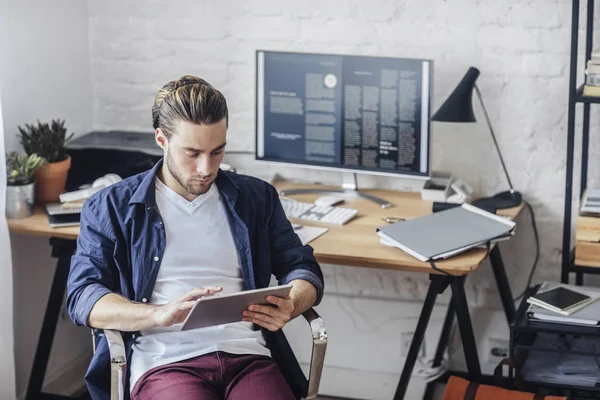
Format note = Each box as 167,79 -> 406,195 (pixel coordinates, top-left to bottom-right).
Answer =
153,286 -> 222,327
242,295 -> 295,332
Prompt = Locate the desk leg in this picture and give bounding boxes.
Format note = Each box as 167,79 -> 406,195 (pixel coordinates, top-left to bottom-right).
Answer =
489,247 -> 515,324
393,274 -> 451,400
26,238 -> 77,400
451,275 -> 482,381
421,300 -> 455,400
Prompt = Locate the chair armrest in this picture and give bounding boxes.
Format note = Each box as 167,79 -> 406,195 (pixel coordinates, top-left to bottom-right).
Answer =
104,329 -> 126,400
105,329 -> 126,363
302,308 -> 327,399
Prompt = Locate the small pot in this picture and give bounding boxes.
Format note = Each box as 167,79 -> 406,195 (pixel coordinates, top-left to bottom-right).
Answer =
6,180 -> 35,218
34,155 -> 71,204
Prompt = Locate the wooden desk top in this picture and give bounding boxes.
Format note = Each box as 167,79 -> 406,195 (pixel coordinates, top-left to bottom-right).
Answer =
274,181 -> 523,276
7,207 -> 79,240
7,182 -> 524,276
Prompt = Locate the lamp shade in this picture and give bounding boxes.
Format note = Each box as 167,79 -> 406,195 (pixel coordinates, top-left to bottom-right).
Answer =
431,67 -> 480,123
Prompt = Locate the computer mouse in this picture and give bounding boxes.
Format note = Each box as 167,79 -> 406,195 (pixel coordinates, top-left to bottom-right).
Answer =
314,195 -> 345,207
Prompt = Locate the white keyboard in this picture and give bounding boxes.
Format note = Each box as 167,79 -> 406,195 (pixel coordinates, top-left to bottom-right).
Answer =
280,197 -> 359,225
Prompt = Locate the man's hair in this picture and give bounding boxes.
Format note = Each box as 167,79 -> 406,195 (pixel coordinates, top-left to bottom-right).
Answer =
152,75 -> 228,139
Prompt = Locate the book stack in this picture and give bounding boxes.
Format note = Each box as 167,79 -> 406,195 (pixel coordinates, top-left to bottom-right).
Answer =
44,173 -> 122,228
45,201 -> 83,228
580,188 -> 600,216
583,50 -> 600,96
527,282 -> 600,326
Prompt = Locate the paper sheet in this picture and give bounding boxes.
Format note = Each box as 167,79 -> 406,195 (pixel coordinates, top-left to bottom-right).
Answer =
294,225 -> 328,245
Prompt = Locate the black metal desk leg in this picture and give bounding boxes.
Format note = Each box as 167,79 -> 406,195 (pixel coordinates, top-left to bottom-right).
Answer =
26,238 -> 77,400
421,299 -> 455,400
489,247 -> 515,324
451,275 -> 482,381
394,274 -> 451,400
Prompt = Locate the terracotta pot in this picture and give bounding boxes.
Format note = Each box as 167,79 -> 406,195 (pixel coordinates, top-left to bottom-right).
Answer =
34,155 -> 71,204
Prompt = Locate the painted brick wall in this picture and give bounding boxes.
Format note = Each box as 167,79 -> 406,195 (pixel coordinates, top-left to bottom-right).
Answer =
86,0 -> 592,397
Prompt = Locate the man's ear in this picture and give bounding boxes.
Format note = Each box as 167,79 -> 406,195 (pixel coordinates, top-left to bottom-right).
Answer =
155,128 -> 167,150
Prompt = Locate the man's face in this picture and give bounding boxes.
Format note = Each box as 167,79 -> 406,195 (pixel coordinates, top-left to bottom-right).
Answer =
156,119 -> 227,197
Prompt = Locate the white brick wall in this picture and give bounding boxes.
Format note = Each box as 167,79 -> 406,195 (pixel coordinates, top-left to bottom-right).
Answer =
86,0 -> 592,397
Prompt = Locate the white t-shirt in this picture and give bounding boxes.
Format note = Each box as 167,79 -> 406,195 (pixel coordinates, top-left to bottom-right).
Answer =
129,178 -> 270,392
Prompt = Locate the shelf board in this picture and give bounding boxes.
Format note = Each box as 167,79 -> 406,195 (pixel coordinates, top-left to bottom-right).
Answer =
576,85 -> 600,103
514,315 -> 600,336
575,214 -> 600,267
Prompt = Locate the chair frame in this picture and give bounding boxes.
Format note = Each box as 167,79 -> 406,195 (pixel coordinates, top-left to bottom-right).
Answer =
94,308 -> 327,400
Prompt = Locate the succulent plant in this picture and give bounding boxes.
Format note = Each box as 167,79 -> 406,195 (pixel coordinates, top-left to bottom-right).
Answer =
18,119 -> 74,163
6,152 -> 46,185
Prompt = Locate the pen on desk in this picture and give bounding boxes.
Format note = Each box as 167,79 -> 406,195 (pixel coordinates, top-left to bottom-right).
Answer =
292,224 -> 303,231
382,217 -> 405,224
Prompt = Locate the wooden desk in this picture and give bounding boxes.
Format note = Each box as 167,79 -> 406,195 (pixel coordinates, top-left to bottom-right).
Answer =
9,185 -> 524,400
275,181 -> 522,275
8,207 -> 79,240
274,181 -> 524,400
8,207 -> 79,400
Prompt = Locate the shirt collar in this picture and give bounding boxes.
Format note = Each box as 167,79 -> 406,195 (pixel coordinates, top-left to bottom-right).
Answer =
129,158 -> 239,207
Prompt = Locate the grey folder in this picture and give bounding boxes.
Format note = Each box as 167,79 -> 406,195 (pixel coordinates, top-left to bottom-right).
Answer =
376,203 -> 516,262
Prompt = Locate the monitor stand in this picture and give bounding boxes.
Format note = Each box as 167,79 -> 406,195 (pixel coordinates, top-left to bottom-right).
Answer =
279,172 -> 392,209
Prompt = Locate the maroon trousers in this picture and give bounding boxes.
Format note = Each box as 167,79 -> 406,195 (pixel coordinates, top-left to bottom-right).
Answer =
130,351 -> 295,400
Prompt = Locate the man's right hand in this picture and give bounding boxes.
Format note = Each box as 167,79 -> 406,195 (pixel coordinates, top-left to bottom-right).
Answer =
153,286 -> 223,327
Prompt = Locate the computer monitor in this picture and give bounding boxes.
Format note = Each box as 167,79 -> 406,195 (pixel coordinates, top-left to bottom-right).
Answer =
255,50 -> 433,208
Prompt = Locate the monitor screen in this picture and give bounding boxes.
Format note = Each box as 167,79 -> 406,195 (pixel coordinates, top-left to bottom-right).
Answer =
255,50 -> 433,179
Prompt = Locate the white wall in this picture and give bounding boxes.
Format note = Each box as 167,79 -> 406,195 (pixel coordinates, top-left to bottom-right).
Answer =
0,86 -> 18,400
1,0 -> 94,397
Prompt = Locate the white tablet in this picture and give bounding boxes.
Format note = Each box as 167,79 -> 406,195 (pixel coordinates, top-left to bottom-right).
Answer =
180,283 -> 293,331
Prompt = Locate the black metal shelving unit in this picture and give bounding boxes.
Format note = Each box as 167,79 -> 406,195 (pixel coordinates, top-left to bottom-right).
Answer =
511,285 -> 600,399
561,0 -> 600,285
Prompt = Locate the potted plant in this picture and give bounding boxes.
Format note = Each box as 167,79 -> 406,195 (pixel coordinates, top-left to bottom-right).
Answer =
5,152 -> 45,218
18,119 -> 74,203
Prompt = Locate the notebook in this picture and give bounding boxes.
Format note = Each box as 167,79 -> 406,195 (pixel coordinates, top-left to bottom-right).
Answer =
375,203 -> 516,262
527,282 -> 600,319
45,202 -> 81,228
527,287 -> 593,316
47,213 -> 80,228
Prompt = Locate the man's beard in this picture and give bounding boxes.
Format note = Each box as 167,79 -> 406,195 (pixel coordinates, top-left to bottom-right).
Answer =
166,151 -> 213,196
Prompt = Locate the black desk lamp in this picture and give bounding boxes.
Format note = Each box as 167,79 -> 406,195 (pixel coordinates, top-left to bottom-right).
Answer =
431,67 -> 522,209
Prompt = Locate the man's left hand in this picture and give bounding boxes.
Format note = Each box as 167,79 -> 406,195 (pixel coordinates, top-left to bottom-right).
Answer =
242,295 -> 295,332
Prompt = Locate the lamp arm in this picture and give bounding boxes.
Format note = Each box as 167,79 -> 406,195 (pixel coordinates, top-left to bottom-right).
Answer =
474,84 -> 515,191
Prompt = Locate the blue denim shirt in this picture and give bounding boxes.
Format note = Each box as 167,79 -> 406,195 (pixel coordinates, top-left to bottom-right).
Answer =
67,160 -> 324,400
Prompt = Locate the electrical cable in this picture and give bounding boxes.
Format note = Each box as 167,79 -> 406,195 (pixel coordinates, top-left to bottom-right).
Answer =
513,200 -> 540,302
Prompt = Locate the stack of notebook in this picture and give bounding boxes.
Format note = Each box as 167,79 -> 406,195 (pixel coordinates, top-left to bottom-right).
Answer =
376,203 -> 516,262
527,282 -> 600,326
45,201 -> 83,228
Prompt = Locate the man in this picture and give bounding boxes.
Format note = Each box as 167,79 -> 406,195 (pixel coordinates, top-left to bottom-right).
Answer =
67,75 -> 324,400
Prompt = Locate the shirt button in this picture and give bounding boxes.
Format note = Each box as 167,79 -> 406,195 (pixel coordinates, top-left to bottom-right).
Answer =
154,256 -> 159,261
132,334 -> 136,339
142,298 -> 148,303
